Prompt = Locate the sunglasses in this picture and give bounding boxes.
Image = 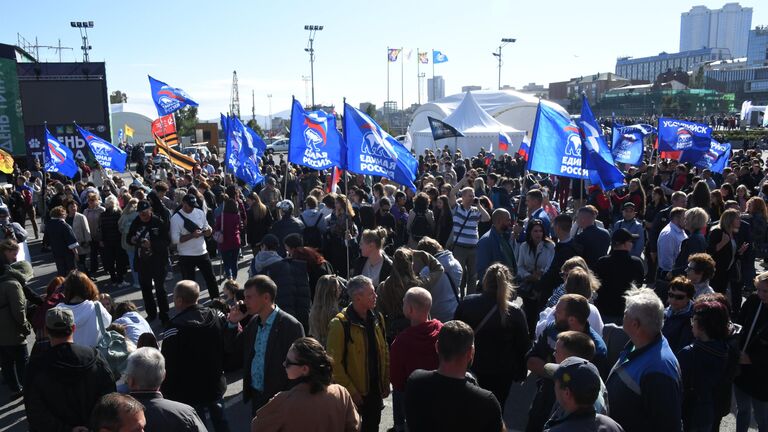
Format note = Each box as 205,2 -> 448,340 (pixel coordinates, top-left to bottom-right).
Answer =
282,359 -> 304,368
668,292 -> 688,301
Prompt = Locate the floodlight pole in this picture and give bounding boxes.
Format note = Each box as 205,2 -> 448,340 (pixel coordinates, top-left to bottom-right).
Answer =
70,21 -> 94,62
493,38 -> 516,90
304,25 -> 323,109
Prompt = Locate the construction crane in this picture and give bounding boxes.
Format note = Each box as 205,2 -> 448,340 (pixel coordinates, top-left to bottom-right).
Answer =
230,71 -> 241,120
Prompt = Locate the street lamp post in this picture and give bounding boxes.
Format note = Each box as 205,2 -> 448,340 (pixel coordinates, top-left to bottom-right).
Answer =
70,21 -> 94,62
304,25 -> 323,109
492,38 -> 516,90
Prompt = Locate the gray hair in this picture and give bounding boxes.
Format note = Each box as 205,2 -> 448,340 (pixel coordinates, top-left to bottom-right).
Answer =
347,275 -> 373,298
684,207 -> 709,231
104,195 -> 119,210
624,287 -> 664,335
124,347 -> 165,390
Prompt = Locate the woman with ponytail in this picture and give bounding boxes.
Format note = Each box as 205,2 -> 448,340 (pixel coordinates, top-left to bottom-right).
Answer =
453,263 -> 531,408
251,337 -> 361,431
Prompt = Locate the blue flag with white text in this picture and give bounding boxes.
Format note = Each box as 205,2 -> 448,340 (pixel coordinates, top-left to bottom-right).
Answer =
612,124 -> 654,166
680,139 -> 730,173
44,127 -> 78,178
657,117 -> 711,152
148,75 -> 199,117
343,103 -> 418,191
710,143 -> 731,174
526,102 -> 587,179
288,98 -> 346,170
579,96 -> 625,190
76,125 -> 127,172
225,116 -> 266,172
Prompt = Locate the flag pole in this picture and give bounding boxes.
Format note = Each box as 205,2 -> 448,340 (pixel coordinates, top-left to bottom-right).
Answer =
41,123 -> 48,228
401,46 -> 404,132
387,47 -> 390,104
416,49 -> 421,105
432,49 -> 436,102
342,97 -> 350,279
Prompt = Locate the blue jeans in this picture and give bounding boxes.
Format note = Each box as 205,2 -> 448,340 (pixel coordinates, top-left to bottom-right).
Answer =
193,399 -> 229,432
221,249 -> 239,280
735,384 -> 768,432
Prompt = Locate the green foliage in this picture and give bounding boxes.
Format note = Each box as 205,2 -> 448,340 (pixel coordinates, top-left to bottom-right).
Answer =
174,106 -> 199,137
109,90 -> 127,104
246,119 -> 265,137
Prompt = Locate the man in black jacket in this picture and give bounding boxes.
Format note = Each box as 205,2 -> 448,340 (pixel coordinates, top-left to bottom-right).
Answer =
161,280 -> 229,432
537,214 -> 579,304
594,228 -> 646,324
268,200 -> 305,257
24,308 -> 115,432
45,205 -> 79,276
249,234 -> 311,331
573,206 -> 610,269
225,275 -> 305,415
128,200 -> 171,324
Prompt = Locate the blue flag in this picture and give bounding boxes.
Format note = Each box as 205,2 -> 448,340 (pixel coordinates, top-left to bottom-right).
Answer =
76,125 -> 127,172
579,96 -> 625,191
526,102 -> 587,179
612,124 -> 654,166
235,157 -> 265,187
220,113 -> 229,141
118,129 -> 124,144
680,139 -> 730,173
658,117 -> 711,152
343,103 -> 418,191
148,75 -> 199,117
433,50 -> 448,64
44,127 -> 78,178
288,99 -> 346,170
225,116 -> 265,172
710,143 -> 731,174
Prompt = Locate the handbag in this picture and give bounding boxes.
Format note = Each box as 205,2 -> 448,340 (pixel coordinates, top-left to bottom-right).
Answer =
95,302 -> 131,380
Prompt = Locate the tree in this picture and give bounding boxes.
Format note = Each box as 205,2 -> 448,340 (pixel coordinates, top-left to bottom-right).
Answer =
365,104 -> 376,118
109,90 -> 127,104
246,119 -> 265,137
174,106 -> 198,137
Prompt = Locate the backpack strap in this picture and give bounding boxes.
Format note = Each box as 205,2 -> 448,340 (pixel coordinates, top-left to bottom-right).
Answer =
341,310 -> 352,372
314,213 -> 323,228
445,271 -> 460,303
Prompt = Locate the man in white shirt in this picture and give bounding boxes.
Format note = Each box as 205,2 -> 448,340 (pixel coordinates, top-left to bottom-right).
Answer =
170,194 -> 219,299
657,207 -> 688,283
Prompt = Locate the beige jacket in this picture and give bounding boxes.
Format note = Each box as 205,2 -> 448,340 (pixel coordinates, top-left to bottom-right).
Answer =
251,383 -> 360,432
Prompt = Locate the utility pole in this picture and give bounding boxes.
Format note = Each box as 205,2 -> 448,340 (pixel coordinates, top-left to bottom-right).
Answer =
492,38 -> 516,90
267,94 -> 273,133
304,25 -> 323,109
230,71 -> 240,119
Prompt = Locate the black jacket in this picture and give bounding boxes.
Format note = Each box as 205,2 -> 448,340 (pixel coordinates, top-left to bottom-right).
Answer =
453,294 -> 531,381
127,214 -> 171,262
735,294 -> 768,400
649,205 -> 674,252
226,308 -> 305,403
24,343 -> 116,432
98,208 -> 123,244
161,304 -> 227,405
537,239 -> 579,301
46,218 -> 79,258
672,231 -> 708,276
268,216 -> 305,257
130,391 -> 207,432
574,225 -> 610,269
594,250 -> 645,318
256,258 -> 312,332
351,253 -> 394,285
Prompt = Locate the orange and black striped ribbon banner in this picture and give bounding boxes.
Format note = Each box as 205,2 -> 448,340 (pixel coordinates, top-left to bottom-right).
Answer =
153,135 -> 196,171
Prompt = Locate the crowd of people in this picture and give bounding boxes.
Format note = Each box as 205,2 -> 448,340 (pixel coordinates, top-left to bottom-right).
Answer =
0,137 -> 768,432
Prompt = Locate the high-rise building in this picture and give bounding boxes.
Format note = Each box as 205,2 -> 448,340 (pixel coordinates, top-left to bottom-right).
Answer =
680,3 -> 752,58
427,76 -> 445,102
747,26 -> 768,67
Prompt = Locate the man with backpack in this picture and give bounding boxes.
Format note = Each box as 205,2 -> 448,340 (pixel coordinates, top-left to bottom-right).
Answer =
170,194 -> 219,299
327,275 -> 390,432
299,196 -> 326,249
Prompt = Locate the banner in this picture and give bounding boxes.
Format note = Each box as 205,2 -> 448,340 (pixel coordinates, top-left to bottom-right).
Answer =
148,75 -> 198,117
418,51 -> 429,64
76,125 -> 127,172
44,127 -> 78,178
428,116 -> 464,141
288,98 -> 345,170
710,143 -> 731,174
0,58 -> 26,155
657,117 -> 711,152
432,50 -> 448,64
234,156 -> 264,187
526,102 -> 587,179
680,139 -> 730,172
612,124 -> 654,166
343,103 -> 418,191
0,149 -> 14,174
225,115 -> 265,172
154,135 -> 195,171
579,96 -> 625,190
124,124 -> 134,138
152,114 -> 178,146
517,135 -> 530,161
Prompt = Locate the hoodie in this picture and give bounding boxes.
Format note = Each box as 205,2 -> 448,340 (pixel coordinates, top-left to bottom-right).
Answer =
389,319 -> 443,391
55,299 -> 112,348
250,250 -> 284,274
0,261 -> 33,345
25,342 -> 116,432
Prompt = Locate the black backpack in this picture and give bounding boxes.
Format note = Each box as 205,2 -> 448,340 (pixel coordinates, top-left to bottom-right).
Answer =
300,213 -> 324,248
410,211 -> 431,241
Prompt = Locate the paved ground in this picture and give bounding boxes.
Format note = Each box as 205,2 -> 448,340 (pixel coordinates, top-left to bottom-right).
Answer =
0,219 -> 759,431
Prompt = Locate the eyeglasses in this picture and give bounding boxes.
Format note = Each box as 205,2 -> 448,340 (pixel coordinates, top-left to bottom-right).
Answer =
283,359 -> 304,368
668,292 -> 688,301
685,265 -> 698,272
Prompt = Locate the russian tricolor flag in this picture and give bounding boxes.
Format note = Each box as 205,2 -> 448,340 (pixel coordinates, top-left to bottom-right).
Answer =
499,132 -> 511,152
517,135 -> 530,161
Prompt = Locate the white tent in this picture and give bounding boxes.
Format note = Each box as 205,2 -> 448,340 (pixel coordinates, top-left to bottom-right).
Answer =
411,91 -> 525,156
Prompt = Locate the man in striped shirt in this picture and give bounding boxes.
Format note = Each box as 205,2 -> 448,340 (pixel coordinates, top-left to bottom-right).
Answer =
449,172 -> 491,296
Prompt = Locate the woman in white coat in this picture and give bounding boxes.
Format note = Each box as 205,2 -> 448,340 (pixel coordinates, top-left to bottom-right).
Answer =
64,198 -> 91,273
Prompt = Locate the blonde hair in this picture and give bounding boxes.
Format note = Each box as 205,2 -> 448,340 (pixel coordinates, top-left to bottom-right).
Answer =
481,263 -> 516,324
308,275 -> 342,346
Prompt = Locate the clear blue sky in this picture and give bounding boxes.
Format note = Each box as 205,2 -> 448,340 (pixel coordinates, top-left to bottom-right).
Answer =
4,0 -> 766,120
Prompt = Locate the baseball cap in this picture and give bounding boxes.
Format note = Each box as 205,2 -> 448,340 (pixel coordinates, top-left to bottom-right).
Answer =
543,356 -> 601,402
258,234 -> 280,250
611,228 -> 639,244
277,199 -> 294,213
182,194 -> 199,208
46,308 -> 75,331
137,200 -> 151,212
622,202 -> 635,210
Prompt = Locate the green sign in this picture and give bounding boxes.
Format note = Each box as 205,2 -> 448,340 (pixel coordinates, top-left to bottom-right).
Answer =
0,58 -> 25,155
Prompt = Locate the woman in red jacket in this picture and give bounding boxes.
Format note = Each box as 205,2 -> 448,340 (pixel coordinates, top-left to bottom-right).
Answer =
215,196 -> 242,280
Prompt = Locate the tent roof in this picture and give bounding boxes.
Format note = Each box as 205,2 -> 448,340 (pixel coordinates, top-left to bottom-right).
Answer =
427,91 -> 523,134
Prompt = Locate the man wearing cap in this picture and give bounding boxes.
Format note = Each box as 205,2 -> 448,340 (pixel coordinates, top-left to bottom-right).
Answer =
128,200 -> 172,323
594,229 -> 646,324
24,308 -> 115,432
268,200 -> 305,257
542,357 -> 624,432
612,202 -> 644,258
249,233 -> 310,331
170,194 -> 219,299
